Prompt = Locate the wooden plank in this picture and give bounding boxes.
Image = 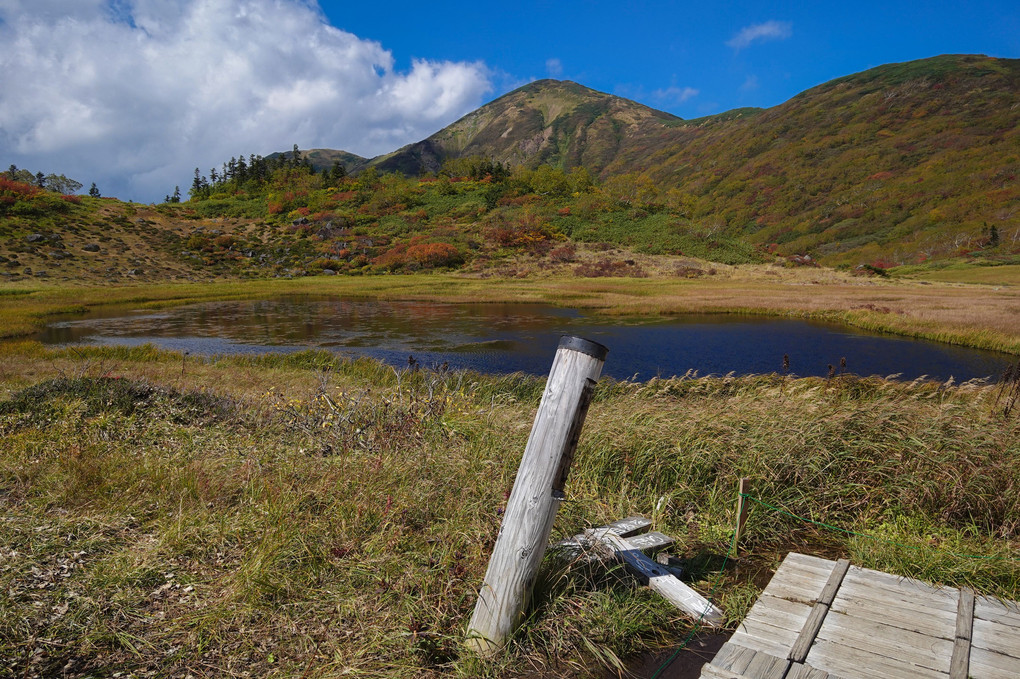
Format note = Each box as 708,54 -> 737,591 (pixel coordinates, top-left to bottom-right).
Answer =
741,593 -> 814,634
587,529 -> 725,626
829,579 -> 957,637
787,663 -> 843,679
761,559 -> 835,605
743,649 -> 789,679
770,557 -> 837,584
728,630 -> 792,658
836,570 -> 954,611
972,617 -> 1020,657
551,519 -> 672,563
736,613 -> 803,650
968,646 -> 1020,679
843,566 -> 955,604
949,587 -> 975,679
551,515 -> 651,550
974,595 -> 1020,628
789,559 -> 850,662
723,644 -> 760,673
805,638 -> 950,679
812,610 -> 955,673
784,552 -> 841,572
700,662 -> 752,679
624,531 -> 674,552
711,642 -> 788,679
709,643 -> 744,671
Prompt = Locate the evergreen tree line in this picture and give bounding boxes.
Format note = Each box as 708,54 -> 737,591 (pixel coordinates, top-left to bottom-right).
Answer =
180,144 -> 347,202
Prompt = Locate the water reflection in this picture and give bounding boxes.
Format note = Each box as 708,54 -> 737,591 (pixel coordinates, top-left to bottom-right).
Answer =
36,298 -> 1013,381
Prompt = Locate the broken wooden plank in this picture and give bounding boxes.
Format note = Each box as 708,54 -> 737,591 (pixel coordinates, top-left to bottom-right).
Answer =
551,519 -> 673,563
587,528 -> 724,626
788,559 -> 850,663
552,515 -> 651,550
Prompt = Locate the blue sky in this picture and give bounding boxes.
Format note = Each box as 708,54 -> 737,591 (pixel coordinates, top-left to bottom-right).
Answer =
1,0 -> 1017,202
321,0 -> 1020,116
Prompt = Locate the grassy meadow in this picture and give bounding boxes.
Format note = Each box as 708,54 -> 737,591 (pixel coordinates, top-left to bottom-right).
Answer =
1,341 -> 1018,678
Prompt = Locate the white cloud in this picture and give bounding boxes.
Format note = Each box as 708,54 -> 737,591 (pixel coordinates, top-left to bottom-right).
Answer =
652,86 -> 699,106
741,75 -> 759,91
726,20 -> 792,50
546,58 -> 563,78
0,0 -> 492,201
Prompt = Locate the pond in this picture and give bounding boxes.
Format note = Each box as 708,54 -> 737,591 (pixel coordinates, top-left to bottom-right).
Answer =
35,298 -> 1014,382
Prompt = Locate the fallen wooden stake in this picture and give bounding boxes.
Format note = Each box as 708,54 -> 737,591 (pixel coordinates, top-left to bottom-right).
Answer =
553,515 -> 652,549
551,516 -> 674,561
587,528 -> 725,627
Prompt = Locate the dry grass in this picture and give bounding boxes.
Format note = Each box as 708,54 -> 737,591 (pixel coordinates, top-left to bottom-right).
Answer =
901,263 -> 1020,286
1,343 -> 1018,678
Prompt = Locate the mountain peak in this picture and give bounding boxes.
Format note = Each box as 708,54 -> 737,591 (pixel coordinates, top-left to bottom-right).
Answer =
369,77 -> 680,175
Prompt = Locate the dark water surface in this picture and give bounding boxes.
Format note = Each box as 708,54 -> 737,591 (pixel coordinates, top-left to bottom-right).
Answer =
35,298 -> 1013,381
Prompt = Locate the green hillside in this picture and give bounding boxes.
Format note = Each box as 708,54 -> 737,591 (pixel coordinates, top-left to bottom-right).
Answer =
289,55 -> 1019,267
612,54 -> 1020,266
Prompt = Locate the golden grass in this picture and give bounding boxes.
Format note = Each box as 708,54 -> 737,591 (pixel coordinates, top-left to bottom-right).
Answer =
1,344 -> 1018,677
903,264 -> 1020,286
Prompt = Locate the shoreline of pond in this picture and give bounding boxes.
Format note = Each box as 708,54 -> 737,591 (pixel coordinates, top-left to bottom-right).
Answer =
29,298 -> 1017,383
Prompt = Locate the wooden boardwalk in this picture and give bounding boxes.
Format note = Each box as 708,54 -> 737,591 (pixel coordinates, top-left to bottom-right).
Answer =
700,553 -> 1020,679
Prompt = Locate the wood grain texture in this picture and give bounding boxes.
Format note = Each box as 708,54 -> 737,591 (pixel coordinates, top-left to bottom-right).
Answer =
466,339 -> 604,654
949,587 -> 974,679
788,559 -> 850,663
588,529 -> 725,626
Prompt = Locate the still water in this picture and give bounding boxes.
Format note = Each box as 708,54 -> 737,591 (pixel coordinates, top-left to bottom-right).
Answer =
36,298 -> 1013,381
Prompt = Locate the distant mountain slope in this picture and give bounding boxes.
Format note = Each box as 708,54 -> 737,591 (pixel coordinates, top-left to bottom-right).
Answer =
276,54 -> 1019,265
366,79 -> 682,175
611,54 -> 1020,263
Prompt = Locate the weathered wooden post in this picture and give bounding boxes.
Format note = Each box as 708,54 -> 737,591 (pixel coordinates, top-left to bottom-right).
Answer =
734,477 -> 750,555
467,336 -> 608,655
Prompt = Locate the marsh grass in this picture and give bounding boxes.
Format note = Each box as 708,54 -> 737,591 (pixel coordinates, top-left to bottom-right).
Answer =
1,345 -> 1018,677
2,271 -> 1018,355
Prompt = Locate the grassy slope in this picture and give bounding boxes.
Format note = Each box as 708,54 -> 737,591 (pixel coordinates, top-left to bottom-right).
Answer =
609,55 -> 1020,267
341,55 -> 1020,268
1,345 -> 1017,677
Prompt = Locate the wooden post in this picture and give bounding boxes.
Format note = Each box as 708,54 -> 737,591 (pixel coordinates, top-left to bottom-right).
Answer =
467,336 -> 608,655
734,478 -> 750,555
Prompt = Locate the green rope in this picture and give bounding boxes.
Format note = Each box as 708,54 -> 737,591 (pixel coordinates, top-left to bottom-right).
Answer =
742,493 -> 1020,562
649,522 -> 737,679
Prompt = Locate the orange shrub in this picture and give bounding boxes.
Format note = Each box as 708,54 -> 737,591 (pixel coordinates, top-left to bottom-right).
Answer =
405,242 -> 461,267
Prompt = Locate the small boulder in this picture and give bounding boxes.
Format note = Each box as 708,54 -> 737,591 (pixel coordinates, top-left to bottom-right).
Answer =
321,268 -> 336,276
82,243 -> 101,252
25,233 -> 45,243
